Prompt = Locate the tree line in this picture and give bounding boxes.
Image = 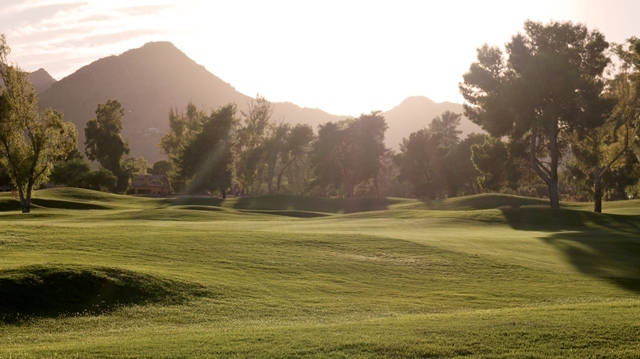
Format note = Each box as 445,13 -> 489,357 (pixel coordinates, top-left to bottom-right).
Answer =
1,20 -> 640,213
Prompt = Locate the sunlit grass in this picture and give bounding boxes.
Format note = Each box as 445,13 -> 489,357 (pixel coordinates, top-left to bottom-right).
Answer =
1,188 -> 639,357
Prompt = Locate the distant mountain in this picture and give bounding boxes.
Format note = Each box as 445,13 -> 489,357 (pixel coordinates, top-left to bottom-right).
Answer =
29,68 -> 56,94
383,96 -> 483,149
0,68 -> 56,93
38,42 -> 342,163
36,41 -> 479,162
38,42 -> 250,163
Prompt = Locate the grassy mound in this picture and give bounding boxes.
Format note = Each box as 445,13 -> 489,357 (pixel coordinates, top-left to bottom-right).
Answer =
0,265 -> 208,323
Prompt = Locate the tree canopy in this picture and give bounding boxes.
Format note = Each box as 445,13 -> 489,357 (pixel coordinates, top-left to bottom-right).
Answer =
460,20 -> 611,209
0,35 -> 78,213
175,104 -> 236,198
84,99 -> 131,192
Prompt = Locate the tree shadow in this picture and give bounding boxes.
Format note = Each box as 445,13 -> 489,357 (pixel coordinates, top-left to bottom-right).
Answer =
31,198 -> 110,210
501,208 -> 640,293
232,195 -> 399,214
161,196 -> 225,207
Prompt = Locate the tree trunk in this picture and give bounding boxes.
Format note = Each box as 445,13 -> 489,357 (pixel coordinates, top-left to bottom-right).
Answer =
275,158 -> 295,195
548,181 -> 560,210
548,123 -> 560,210
593,169 -> 603,213
529,125 -> 560,209
18,187 -> 31,213
21,198 -> 31,213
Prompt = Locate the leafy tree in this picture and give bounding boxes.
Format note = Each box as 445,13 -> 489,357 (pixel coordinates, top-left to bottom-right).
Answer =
311,120 -> 348,196
176,104 -> 236,198
376,150 -> 402,197
233,95 -> 273,194
427,111 -> 462,151
460,20 -> 610,209
395,128 -> 446,198
311,112 -> 388,197
471,136 -> 534,193
262,122 -> 290,194
347,112 -> 388,196
443,133 -> 484,196
395,112 -> 466,199
84,99 -> 131,192
566,38 -> 640,211
126,157 -> 150,176
50,158 -> 92,188
267,124 -> 315,194
0,35 -> 78,212
471,137 -> 511,192
159,103 -> 203,158
149,160 -> 172,176
159,103 -> 203,192
84,169 -> 117,192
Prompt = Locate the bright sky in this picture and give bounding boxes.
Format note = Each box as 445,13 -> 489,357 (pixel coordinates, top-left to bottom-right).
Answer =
2,0 -> 640,116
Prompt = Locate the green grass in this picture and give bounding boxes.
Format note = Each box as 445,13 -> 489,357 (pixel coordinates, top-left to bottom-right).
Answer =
1,189 -> 640,357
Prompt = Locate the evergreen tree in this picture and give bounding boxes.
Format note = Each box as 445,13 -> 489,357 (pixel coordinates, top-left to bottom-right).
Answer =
84,99 -> 131,192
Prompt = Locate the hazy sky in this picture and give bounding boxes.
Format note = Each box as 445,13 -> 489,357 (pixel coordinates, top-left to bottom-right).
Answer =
2,0 -> 640,116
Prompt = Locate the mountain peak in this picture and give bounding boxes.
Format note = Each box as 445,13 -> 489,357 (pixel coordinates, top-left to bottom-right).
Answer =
37,41 -> 249,163
383,96 -> 482,149
392,96 -> 435,110
29,68 -> 56,94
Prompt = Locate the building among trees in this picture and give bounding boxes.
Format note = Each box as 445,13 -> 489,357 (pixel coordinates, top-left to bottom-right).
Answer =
128,174 -> 171,195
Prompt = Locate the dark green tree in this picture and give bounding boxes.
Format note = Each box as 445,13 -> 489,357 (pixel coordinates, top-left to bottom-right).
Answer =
50,158 -> 92,188
311,112 -> 387,197
159,103 -> 204,192
460,20 -> 610,209
176,104 -> 236,198
84,169 -> 117,192
275,124 -> 314,194
346,112 -> 388,196
471,137 -> 511,192
262,122 -> 290,194
427,111 -> 462,151
443,133 -> 484,196
311,120 -> 348,196
566,37 -> 640,211
395,129 -> 446,199
149,160 -> 172,176
233,95 -> 273,194
84,99 -> 131,193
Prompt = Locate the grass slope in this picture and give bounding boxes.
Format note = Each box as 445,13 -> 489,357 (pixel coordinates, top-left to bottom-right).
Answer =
0,188 -> 639,357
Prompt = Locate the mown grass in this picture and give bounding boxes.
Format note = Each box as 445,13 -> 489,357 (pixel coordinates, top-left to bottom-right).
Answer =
0,189 -> 639,357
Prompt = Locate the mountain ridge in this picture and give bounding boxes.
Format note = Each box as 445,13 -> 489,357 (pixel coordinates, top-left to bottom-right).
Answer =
36,41 -> 480,162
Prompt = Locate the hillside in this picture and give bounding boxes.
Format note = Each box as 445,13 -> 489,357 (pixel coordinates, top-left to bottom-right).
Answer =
383,96 -> 483,149
37,42 -> 344,163
36,42 -> 483,163
37,42 -> 250,163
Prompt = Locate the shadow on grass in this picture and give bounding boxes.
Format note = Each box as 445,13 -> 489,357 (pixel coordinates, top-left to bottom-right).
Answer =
0,266 -> 209,324
0,199 -> 21,212
232,195 -> 398,214
163,196 -> 225,207
0,198 -> 110,212
240,209 -> 331,218
501,208 -> 640,293
31,198 -> 110,210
